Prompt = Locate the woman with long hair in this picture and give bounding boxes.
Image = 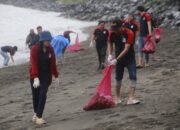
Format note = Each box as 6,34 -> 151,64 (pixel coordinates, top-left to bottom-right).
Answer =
29,31 -> 59,125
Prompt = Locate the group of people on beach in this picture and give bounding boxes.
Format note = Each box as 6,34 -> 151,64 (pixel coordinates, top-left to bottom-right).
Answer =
0,26 -> 43,67
92,5 -> 156,105
0,5 -> 158,125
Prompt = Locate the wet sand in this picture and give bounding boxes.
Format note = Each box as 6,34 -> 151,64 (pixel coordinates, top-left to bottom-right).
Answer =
0,28 -> 180,130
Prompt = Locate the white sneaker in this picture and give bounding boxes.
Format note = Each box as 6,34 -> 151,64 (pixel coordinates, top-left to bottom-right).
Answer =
115,99 -> 122,104
127,99 -> 140,105
32,114 -> 37,122
35,118 -> 46,125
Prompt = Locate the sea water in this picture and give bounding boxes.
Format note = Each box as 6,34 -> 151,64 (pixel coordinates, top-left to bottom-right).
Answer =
0,4 -> 95,68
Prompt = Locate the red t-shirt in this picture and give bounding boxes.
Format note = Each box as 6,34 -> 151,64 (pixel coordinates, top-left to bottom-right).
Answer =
108,27 -> 134,60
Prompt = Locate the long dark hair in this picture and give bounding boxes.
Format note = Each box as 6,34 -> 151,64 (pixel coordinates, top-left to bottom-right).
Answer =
38,41 -> 50,54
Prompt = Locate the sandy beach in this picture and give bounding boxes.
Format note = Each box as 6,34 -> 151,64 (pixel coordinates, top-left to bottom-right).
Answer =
0,28 -> 180,130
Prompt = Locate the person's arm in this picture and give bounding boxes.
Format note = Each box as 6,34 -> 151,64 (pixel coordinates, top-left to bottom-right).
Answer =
147,21 -> 152,35
11,55 -> 14,63
90,29 -> 97,46
10,48 -> 15,63
107,31 -> 115,63
145,13 -> 152,35
108,42 -> 113,55
93,29 -> 98,41
116,44 -> 130,60
70,31 -> 76,34
26,35 -> 30,46
50,47 -> 59,78
134,21 -> 140,37
116,28 -> 134,60
108,31 -> 114,55
30,46 -> 39,78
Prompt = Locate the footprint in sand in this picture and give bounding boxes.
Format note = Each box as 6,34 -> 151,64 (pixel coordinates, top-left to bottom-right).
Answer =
60,117 -> 72,121
109,113 -> 120,118
125,115 -> 138,119
63,92 -> 69,95
94,117 -> 102,120
87,86 -> 95,89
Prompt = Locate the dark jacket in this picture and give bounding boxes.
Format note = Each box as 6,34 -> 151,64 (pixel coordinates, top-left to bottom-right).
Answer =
29,44 -> 58,84
26,33 -> 39,48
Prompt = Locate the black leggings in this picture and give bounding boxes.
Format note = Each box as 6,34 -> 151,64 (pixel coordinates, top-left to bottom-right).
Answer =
96,46 -> 107,66
30,78 -> 49,118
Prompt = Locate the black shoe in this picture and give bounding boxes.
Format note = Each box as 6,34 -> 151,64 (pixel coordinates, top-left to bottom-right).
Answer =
101,64 -> 105,70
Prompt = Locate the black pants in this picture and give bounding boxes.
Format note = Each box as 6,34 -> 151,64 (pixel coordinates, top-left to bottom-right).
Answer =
30,77 -> 50,118
96,45 -> 107,67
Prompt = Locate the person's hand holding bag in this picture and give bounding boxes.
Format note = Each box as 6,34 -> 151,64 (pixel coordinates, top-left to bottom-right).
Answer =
33,78 -> 40,88
55,78 -> 60,86
109,59 -> 117,66
107,54 -> 113,63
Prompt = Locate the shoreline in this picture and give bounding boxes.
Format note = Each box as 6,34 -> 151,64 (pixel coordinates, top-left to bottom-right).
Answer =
0,25 -> 94,70
0,4 -> 96,68
0,0 -> 179,29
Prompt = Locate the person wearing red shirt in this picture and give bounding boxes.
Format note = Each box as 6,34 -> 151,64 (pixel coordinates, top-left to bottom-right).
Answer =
108,18 -> 140,105
137,6 -> 153,68
123,14 -> 139,43
29,31 -> 59,125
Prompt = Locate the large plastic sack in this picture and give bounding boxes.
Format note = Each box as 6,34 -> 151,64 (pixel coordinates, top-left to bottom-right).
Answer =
83,66 -> 115,111
51,35 -> 70,59
142,35 -> 156,54
67,34 -> 84,52
155,28 -> 163,44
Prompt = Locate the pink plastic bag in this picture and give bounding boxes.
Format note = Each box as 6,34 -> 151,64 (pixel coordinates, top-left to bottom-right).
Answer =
155,28 -> 163,44
83,66 -> 115,111
142,35 -> 156,54
67,34 -> 84,52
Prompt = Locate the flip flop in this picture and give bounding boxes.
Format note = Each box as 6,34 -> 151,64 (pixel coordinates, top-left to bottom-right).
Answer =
136,65 -> 143,69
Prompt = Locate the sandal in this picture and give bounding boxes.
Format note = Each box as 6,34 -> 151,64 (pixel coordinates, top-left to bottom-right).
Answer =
136,64 -> 143,69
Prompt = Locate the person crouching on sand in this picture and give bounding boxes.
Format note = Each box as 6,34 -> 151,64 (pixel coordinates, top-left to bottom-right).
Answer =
0,45 -> 18,67
108,17 -> 140,105
29,31 -> 59,125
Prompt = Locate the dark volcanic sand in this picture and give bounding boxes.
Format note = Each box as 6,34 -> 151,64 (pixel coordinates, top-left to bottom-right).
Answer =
0,28 -> 180,130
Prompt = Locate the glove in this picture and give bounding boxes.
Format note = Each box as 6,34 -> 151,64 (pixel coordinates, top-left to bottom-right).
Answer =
108,55 -> 113,63
109,59 -> 117,66
33,78 -> 40,88
90,40 -> 95,47
55,78 -> 60,87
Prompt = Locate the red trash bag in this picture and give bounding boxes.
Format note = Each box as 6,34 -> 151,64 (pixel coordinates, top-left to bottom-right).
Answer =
67,34 -> 84,52
83,66 -> 115,111
142,35 -> 156,54
155,28 -> 163,44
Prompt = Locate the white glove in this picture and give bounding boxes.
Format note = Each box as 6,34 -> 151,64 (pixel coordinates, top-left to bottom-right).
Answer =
108,55 -> 113,63
109,59 -> 117,66
55,78 -> 60,85
33,78 -> 40,88
90,40 -> 95,47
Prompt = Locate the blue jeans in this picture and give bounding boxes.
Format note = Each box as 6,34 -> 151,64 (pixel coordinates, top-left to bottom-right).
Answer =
138,36 -> 149,63
0,48 -> 10,66
116,58 -> 137,87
